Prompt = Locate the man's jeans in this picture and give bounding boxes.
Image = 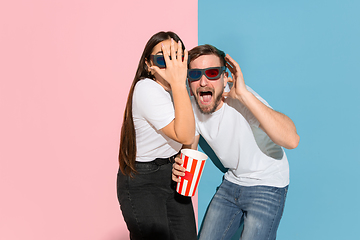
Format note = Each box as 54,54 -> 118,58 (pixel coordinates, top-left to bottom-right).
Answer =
199,179 -> 288,240
117,162 -> 197,240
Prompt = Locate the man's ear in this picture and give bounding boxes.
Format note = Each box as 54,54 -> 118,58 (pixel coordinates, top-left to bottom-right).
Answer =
223,72 -> 229,88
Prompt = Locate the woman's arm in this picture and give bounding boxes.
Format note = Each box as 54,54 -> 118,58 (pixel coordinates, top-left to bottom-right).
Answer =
152,39 -> 195,145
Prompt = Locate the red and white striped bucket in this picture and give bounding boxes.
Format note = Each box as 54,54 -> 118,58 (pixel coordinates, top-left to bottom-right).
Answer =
176,149 -> 208,197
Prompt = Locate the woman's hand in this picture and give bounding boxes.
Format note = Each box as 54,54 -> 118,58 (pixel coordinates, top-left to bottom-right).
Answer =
172,156 -> 185,183
151,38 -> 188,87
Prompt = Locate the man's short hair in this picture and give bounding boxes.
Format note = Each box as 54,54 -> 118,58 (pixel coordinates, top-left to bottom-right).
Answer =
188,44 -> 226,68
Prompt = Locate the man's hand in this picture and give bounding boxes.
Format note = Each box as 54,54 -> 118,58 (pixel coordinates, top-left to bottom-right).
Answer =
223,55 -> 300,149
222,54 -> 249,104
172,156 -> 186,183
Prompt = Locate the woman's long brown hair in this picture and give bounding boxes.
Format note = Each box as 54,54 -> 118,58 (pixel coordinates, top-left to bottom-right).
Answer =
119,31 -> 186,176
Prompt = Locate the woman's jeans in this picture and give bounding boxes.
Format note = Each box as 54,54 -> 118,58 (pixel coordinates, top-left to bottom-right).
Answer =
199,179 -> 288,240
117,161 -> 197,240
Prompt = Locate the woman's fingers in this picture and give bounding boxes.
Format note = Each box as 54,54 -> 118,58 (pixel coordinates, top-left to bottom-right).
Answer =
170,38 -> 176,63
183,48 -> 188,66
161,42 -> 171,65
176,40 -> 182,62
174,156 -> 184,165
172,161 -> 185,183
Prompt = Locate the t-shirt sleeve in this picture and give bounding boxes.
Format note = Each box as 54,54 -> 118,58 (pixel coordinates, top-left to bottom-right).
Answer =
247,85 -> 272,108
134,80 -> 175,130
233,86 -> 273,127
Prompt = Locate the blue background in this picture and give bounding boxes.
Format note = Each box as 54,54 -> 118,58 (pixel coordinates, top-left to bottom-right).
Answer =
197,0 -> 360,239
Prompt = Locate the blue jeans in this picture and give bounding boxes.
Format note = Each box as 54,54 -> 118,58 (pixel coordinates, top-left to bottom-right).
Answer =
199,179 -> 288,240
117,161 -> 197,240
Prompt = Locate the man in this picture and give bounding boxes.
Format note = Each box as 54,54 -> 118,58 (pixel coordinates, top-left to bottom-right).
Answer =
172,44 -> 300,240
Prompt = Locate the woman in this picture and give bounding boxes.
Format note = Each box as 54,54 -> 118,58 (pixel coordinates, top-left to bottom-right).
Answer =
117,31 -> 197,240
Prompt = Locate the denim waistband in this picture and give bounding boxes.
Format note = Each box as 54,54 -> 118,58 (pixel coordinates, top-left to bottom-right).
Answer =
135,153 -> 178,166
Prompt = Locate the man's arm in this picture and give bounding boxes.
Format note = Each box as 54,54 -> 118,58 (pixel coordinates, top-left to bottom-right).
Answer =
223,54 -> 300,149
172,135 -> 200,182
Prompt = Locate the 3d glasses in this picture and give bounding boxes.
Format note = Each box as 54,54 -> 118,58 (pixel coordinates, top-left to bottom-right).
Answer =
150,54 -> 186,68
187,66 -> 226,82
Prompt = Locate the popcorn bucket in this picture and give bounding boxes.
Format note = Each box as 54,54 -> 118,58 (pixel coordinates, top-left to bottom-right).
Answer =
176,149 -> 208,196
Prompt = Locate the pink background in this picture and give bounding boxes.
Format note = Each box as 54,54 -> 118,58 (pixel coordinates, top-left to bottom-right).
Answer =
0,1 -> 197,239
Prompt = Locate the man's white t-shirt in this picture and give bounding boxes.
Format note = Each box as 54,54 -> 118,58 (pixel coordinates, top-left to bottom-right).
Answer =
132,78 -> 182,162
192,86 -> 289,187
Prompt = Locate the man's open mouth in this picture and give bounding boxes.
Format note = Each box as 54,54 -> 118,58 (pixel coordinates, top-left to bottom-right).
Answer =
199,91 -> 213,104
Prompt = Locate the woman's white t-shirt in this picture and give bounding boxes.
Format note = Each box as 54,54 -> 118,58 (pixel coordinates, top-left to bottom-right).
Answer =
132,78 -> 182,162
